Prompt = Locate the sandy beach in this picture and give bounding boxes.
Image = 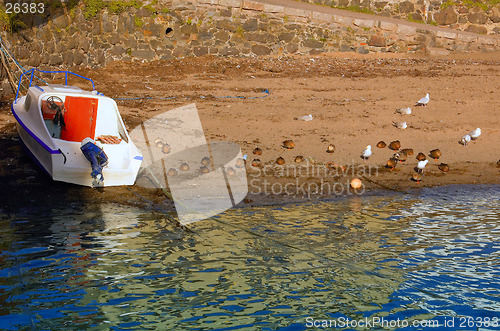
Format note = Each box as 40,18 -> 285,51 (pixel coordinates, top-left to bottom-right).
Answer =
0,52 -> 499,210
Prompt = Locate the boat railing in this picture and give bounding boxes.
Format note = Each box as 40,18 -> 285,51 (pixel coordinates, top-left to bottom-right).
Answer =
15,68 -> 96,103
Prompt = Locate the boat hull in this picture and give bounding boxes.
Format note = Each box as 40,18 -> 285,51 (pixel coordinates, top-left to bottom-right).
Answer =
12,89 -> 143,187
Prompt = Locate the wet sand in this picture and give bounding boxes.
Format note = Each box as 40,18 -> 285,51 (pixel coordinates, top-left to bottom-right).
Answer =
0,52 -> 499,211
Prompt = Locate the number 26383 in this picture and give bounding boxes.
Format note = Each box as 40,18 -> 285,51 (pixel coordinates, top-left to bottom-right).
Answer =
6,2 -> 45,14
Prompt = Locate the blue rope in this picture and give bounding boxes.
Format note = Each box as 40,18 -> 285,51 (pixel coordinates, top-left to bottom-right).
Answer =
114,89 -> 270,101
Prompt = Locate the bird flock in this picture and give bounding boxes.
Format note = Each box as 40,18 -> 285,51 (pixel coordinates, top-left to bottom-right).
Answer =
248,92 -> 495,186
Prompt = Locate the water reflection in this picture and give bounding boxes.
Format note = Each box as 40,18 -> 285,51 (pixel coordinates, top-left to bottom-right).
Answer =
0,185 -> 499,330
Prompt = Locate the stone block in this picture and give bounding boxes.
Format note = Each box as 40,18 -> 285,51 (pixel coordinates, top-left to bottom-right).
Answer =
397,24 -> 417,35
285,7 -> 311,18
194,46 -> 209,56
427,47 -> 450,56
219,0 -> 241,7
465,25 -> 487,35
467,12 -> 488,24
332,15 -> 353,25
353,19 -> 375,28
303,39 -> 324,48
242,0 -> 264,11
477,36 -> 496,45
220,46 -> 240,56
131,49 -> 157,60
263,4 -> 285,13
433,7 -> 457,25
49,55 -> 63,66
379,21 -> 397,31
368,34 -> 386,47
312,12 -> 333,22
456,34 -> 477,43
399,1 -> 414,13
251,44 -> 272,55
279,32 -> 295,43
436,30 -> 457,39
243,18 -> 258,31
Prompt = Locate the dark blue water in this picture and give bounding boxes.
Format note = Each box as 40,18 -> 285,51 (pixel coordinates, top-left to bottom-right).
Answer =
0,185 -> 499,330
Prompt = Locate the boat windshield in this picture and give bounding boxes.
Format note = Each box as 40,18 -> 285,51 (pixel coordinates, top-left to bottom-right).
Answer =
24,93 -> 32,111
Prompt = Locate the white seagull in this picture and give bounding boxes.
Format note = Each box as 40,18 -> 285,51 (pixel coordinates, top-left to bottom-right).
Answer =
361,145 -> 372,161
295,114 -> 313,121
417,159 -> 429,173
393,121 -> 407,129
395,107 -> 412,115
469,128 -> 481,140
416,93 -> 430,106
460,134 -> 471,146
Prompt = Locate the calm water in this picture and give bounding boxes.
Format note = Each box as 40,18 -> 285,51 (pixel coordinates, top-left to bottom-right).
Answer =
0,185 -> 499,330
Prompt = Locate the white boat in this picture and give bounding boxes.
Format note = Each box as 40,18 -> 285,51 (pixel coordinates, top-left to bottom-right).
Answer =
11,69 -> 143,187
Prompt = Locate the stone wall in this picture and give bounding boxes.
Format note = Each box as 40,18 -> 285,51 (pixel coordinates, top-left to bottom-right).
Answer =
298,0 -> 500,35
0,0 -> 499,94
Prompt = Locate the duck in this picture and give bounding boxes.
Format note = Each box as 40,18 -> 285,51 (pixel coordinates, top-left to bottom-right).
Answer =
167,168 -> 178,176
411,173 -> 423,183
376,141 -> 386,148
361,145 -> 372,161
154,138 -> 163,148
253,147 -> 263,155
429,149 -> 442,160
388,140 -> 401,151
283,140 -> 295,149
200,166 -> 210,174
469,128 -> 481,140
276,156 -> 285,165
386,158 -> 397,170
251,159 -> 262,167
394,151 -> 407,163
417,159 -> 429,173
401,148 -> 413,156
438,163 -> 449,172
226,166 -> 236,176
295,155 -> 304,163
161,143 -> 171,154
235,157 -> 246,168
416,152 -> 426,161
416,93 -> 429,106
326,144 -> 335,153
201,156 -> 211,166
460,134 -> 471,146
180,163 -> 190,171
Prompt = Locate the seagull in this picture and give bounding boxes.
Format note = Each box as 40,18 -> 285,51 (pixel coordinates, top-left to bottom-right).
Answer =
361,145 -> 372,161
460,134 -> 471,146
469,128 -> 481,140
393,121 -> 407,129
416,93 -> 429,106
417,159 -> 429,173
295,114 -> 313,121
396,107 -> 412,115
